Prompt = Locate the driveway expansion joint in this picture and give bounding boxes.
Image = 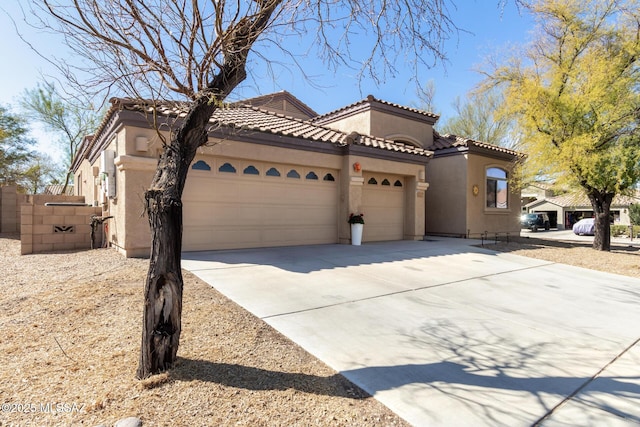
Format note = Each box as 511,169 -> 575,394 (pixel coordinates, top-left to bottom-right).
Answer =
532,336 -> 640,426
262,262 -> 558,320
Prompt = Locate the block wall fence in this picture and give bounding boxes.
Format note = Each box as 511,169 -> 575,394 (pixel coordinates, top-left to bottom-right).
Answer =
20,195 -> 103,255
0,186 -> 27,233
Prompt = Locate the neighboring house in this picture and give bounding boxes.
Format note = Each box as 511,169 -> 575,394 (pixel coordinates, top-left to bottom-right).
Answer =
43,184 -> 74,195
520,182 -> 555,210
72,91 -> 524,257
525,192 -> 640,230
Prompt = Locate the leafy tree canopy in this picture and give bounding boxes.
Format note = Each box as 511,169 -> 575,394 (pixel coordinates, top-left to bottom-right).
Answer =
0,105 -> 35,186
439,88 -> 517,147
485,0 -> 640,250
18,152 -> 62,194
20,81 -> 103,192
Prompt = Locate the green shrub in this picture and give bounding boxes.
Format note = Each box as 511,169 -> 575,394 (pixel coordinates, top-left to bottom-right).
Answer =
629,204 -> 640,225
611,225 -> 628,237
610,224 -> 640,237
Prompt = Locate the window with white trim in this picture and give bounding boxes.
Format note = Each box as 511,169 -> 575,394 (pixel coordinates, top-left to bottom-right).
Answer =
486,167 -> 508,209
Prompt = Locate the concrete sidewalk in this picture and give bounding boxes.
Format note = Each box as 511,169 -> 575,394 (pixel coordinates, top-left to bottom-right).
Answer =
182,238 -> 640,426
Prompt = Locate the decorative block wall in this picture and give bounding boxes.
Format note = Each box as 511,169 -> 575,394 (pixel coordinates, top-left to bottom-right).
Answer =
20,195 -> 103,255
1,186 -> 27,233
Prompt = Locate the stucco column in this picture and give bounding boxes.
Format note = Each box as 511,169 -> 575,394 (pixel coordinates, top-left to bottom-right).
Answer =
405,178 -> 429,240
340,156 -> 364,244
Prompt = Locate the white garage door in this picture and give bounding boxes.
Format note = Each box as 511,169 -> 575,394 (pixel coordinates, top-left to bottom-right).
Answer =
182,158 -> 339,251
362,173 -> 405,242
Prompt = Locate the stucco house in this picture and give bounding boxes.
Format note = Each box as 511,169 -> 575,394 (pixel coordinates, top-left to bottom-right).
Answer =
521,182 -> 555,211
71,91 -> 523,257
525,192 -> 640,230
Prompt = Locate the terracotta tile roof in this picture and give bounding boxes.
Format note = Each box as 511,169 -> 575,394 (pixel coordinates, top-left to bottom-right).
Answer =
75,97 -> 432,168
208,105 -> 429,155
231,90 -> 318,118
312,94 -> 439,122
43,184 -> 74,195
429,131 -> 525,158
534,191 -> 640,208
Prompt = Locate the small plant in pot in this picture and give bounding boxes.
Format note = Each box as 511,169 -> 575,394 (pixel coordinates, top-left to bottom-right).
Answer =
348,213 -> 365,224
348,213 -> 364,245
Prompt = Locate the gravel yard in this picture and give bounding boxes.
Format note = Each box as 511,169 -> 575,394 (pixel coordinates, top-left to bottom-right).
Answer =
3,232 -> 639,427
488,235 -> 640,279
0,234 -> 407,427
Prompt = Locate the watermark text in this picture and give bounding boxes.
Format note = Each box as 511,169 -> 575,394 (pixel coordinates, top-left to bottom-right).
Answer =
1,402 -> 84,414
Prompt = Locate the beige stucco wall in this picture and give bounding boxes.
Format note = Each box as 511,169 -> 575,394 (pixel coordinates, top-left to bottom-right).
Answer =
76,119 -> 429,257
113,158 -> 156,257
318,111 -> 372,137
527,201 -> 565,229
74,159 -> 100,203
425,155 -> 468,236
369,110 -> 434,148
74,126 -> 166,257
616,208 -> 631,226
425,153 -> 521,238
319,108 -> 434,148
465,155 -> 521,237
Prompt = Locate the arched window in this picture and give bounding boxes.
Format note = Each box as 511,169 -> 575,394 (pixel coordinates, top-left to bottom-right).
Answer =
306,171 -> 318,180
266,167 -> 281,177
323,173 -> 335,182
287,169 -> 300,179
367,177 -> 378,185
219,162 -> 236,173
192,160 -> 211,171
393,180 -> 403,187
388,134 -> 421,148
243,165 -> 260,175
486,167 -> 508,209
381,178 -> 391,186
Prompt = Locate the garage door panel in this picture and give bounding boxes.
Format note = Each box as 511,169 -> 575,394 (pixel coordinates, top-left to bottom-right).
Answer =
184,223 -> 338,251
362,173 -> 405,242
183,162 -> 339,251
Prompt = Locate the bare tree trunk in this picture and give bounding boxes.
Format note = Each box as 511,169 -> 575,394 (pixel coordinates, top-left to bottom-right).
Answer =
136,96 -> 219,379
61,170 -> 72,195
135,0 -> 282,379
588,191 -> 614,252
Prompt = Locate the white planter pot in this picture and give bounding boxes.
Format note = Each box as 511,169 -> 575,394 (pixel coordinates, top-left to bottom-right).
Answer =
351,223 -> 363,246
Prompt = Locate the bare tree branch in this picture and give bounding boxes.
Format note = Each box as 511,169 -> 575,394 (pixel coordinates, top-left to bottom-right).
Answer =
23,0 -> 462,379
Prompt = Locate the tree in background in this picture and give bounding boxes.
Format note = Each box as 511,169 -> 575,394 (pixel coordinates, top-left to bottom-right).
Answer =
629,204 -> 640,226
485,0 -> 640,251
20,81 -> 103,194
30,0 -> 459,378
0,105 -> 34,187
18,153 -> 62,194
439,88 -> 517,147
414,79 -> 439,114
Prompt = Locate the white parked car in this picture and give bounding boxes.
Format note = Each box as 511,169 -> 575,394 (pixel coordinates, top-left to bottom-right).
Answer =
572,218 -> 595,235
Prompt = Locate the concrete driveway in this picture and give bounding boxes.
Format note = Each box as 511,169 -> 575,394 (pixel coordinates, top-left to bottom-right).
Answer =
182,238 -> 640,426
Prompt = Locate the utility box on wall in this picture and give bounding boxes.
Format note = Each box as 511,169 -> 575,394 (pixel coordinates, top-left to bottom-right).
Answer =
99,150 -> 116,198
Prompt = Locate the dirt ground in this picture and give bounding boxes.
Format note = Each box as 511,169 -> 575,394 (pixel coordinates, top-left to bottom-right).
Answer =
2,233 -> 639,427
0,234 -> 407,427
487,235 -> 640,279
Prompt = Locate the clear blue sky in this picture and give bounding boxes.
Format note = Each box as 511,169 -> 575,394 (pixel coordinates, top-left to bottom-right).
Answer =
0,1 -> 534,159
